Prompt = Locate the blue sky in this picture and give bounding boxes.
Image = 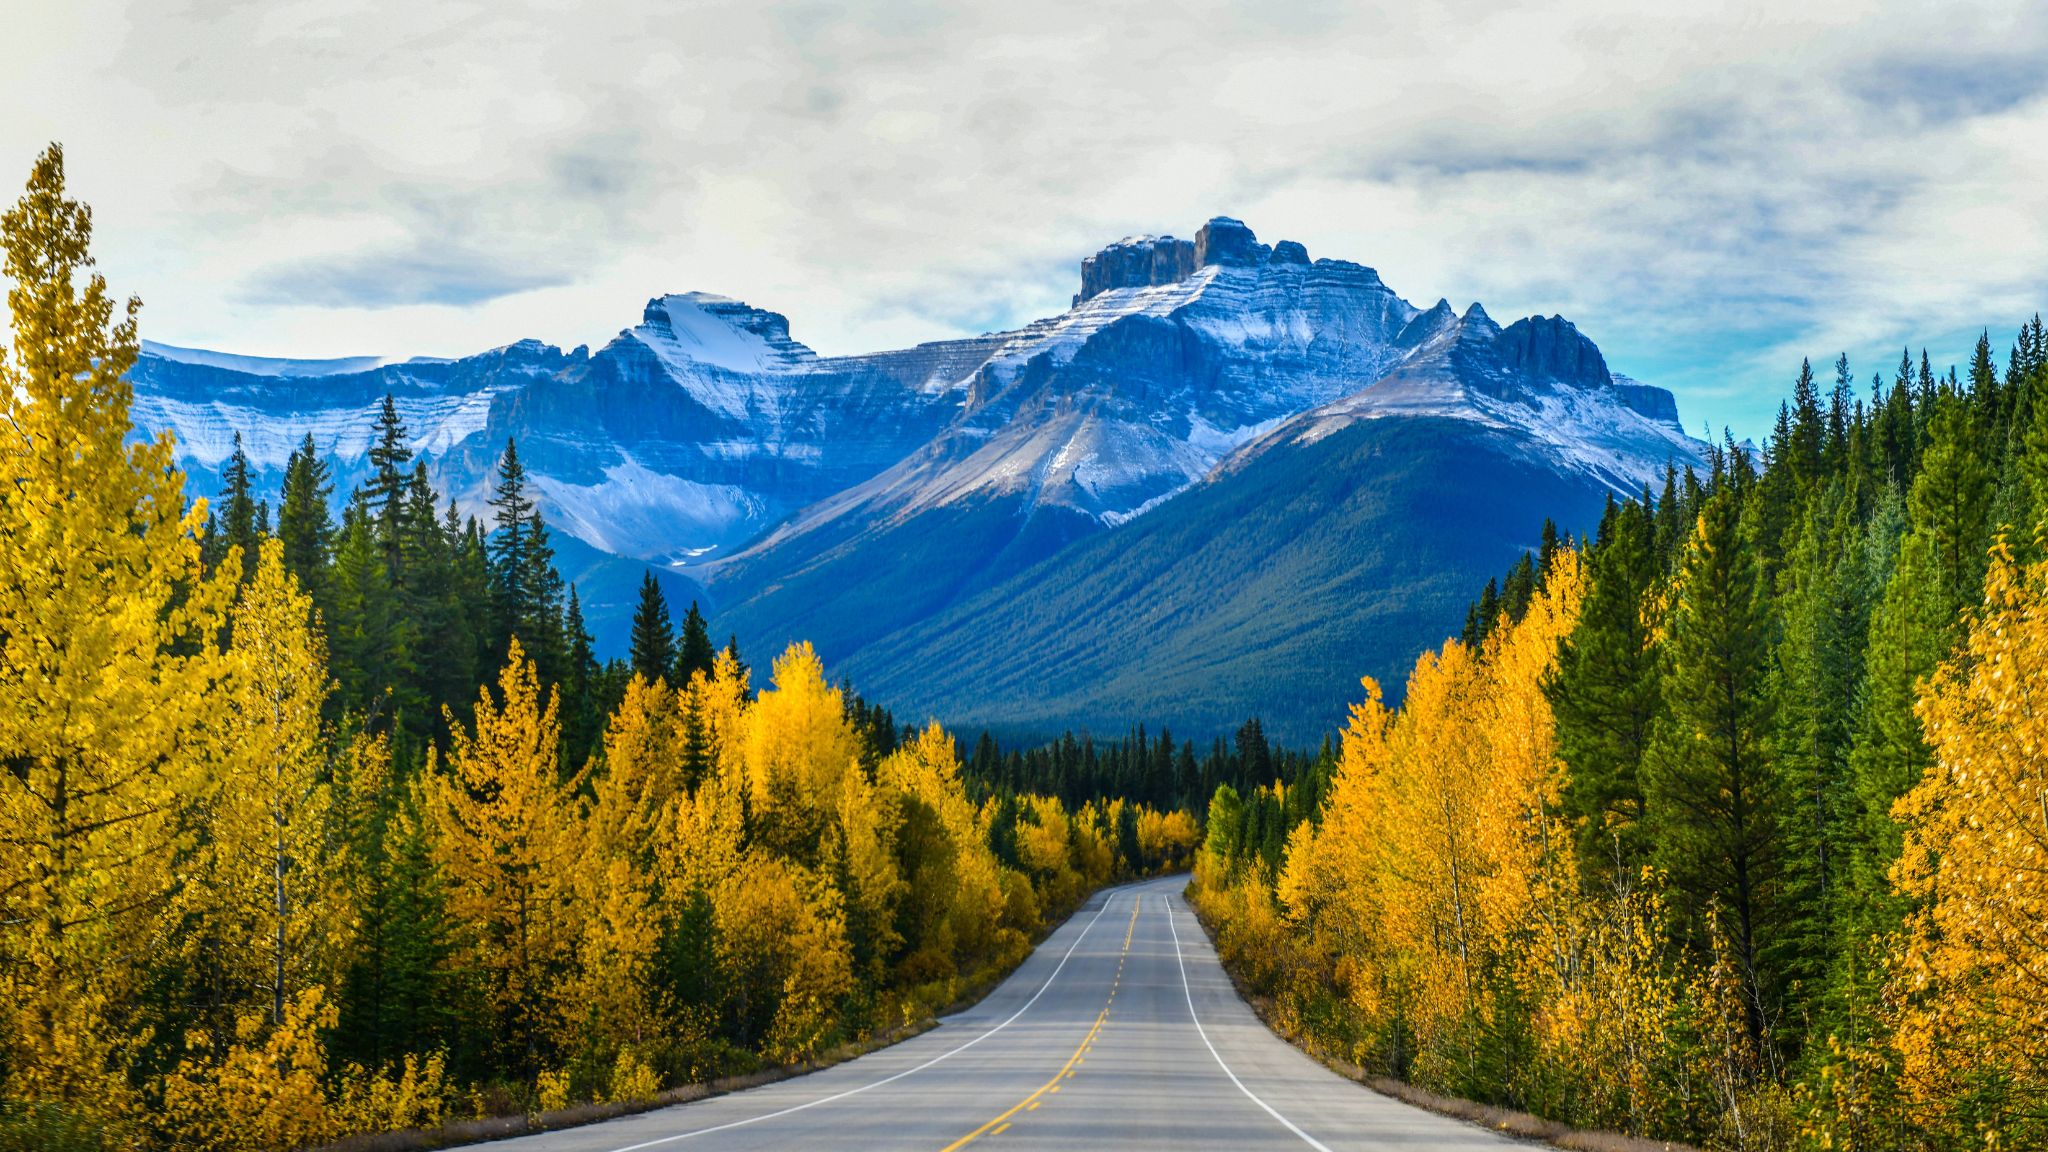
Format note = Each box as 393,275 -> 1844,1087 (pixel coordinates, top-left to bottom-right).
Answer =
10,0 -> 2048,441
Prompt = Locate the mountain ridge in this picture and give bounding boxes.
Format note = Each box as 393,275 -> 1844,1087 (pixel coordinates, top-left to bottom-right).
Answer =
125,216 -> 1704,733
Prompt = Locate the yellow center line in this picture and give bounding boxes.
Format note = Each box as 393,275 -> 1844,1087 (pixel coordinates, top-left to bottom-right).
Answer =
937,895 -> 1142,1151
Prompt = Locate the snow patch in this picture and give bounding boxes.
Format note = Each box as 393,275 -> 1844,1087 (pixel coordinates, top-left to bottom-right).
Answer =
142,341 -> 390,378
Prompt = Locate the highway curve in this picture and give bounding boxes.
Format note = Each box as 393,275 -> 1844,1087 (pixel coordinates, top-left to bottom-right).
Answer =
485,874 -> 1519,1151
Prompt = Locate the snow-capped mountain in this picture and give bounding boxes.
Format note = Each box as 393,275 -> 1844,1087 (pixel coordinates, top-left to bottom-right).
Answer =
127,217 -> 1702,730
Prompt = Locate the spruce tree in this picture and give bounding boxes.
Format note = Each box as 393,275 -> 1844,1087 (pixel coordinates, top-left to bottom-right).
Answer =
1769,483 -> 1873,1044
1909,393 -> 1992,612
365,395 -> 412,580
276,433 -> 334,600
1548,494 -> 1663,880
628,571 -> 677,684
218,431 -> 260,581
487,440 -> 565,678
1645,483 -> 1785,1057
677,599 -> 717,685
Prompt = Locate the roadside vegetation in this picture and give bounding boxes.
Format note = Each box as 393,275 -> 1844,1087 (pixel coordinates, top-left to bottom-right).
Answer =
1196,315 -> 2048,1149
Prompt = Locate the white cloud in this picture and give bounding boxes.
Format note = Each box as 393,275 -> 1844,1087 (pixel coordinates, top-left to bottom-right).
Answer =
6,0 -> 2046,437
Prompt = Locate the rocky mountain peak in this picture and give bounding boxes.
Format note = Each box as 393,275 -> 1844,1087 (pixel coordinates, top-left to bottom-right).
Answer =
1269,239 -> 1310,265
1494,314 -> 1610,389
633,292 -> 815,373
1077,235 -> 1197,303
1194,216 -> 1270,267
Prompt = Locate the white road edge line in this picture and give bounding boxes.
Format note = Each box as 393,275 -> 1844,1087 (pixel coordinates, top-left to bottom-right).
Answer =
592,887 -> 1127,1152
1165,891 -> 1336,1152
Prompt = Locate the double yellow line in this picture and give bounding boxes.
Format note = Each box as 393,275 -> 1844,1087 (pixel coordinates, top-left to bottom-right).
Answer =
939,895 -> 1141,1149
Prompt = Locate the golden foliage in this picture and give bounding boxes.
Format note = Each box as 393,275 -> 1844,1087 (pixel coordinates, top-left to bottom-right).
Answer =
426,639 -> 587,1057
159,987 -> 337,1152
1890,540 -> 2048,1144
201,538 -> 350,1022
0,144 -> 238,1121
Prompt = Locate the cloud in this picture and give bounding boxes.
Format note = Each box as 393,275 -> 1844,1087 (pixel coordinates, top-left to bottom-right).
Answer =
242,245 -> 571,308
5,0 -> 2048,438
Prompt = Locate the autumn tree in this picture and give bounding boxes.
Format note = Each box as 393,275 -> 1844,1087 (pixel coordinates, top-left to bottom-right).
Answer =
1889,541 -> 2048,1148
426,639 -> 586,1072
202,539 -> 352,1025
0,144 -> 236,1121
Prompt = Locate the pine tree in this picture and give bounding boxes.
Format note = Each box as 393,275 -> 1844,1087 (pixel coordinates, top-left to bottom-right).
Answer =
276,433 -> 334,601
560,585 -> 603,770
486,440 -> 565,680
1645,484 -> 1785,1059
1548,494 -> 1663,880
677,599 -> 717,685
1908,393 -> 1993,613
1769,483 -> 1872,1044
365,395 -> 411,580
629,571 -> 677,684
1789,357 -> 1825,486
327,499 -> 408,726
218,431 -> 261,582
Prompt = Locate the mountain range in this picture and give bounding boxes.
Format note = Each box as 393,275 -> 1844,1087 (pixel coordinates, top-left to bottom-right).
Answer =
128,217 -> 1703,741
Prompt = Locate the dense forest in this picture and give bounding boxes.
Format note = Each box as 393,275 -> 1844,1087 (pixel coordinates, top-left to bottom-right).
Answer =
0,149 -> 1217,1150
1196,315 -> 2048,1147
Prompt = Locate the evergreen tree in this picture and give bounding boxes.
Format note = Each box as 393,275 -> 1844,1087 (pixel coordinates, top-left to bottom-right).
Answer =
1548,494 -> 1663,880
365,395 -> 411,580
1769,483 -> 1872,1045
216,431 -> 260,581
1646,483 -> 1785,1059
276,433 -> 334,599
1909,393 -> 1993,612
629,571 -> 677,684
487,440 -> 565,679
1788,357 -> 1826,486
677,599 -> 717,685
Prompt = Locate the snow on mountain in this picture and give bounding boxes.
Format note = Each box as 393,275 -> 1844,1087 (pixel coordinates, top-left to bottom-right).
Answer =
125,215 -> 1703,700
1253,307 -> 1701,497
140,340 -> 401,379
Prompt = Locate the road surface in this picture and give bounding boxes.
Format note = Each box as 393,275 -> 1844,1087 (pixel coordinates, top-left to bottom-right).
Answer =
488,874 -> 1518,1150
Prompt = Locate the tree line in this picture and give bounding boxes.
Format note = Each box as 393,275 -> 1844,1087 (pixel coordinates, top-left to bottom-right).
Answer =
1196,319 -> 2048,1149
0,148 -> 1201,1151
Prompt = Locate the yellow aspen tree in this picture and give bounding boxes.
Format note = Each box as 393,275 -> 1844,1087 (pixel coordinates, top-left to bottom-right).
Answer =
835,764 -> 905,981
585,674 -> 681,866
879,724 -> 1009,960
1279,676 -> 1398,1032
743,643 -> 860,862
206,538 -> 349,1025
1380,642 -> 1490,1073
158,987 -> 338,1152
0,145 -> 237,1118
1892,540 -> 2048,1145
426,639 -> 586,1068
563,676 -> 677,1054
711,855 -> 850,1058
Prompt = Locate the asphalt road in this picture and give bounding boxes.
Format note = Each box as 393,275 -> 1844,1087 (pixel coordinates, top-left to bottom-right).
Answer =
487,874 -> 1519,1151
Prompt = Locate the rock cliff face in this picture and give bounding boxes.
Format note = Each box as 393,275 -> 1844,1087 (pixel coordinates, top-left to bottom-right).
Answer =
1077,235 -> 1195,303
127,217 -> 1702,729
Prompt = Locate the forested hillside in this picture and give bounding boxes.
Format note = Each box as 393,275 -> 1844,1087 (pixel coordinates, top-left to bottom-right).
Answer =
0,150 -> 1211,1151
1196,325 -> 2048,1148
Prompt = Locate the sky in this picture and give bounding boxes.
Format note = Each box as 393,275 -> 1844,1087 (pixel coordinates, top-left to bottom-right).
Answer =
9,0 -> 2048,441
